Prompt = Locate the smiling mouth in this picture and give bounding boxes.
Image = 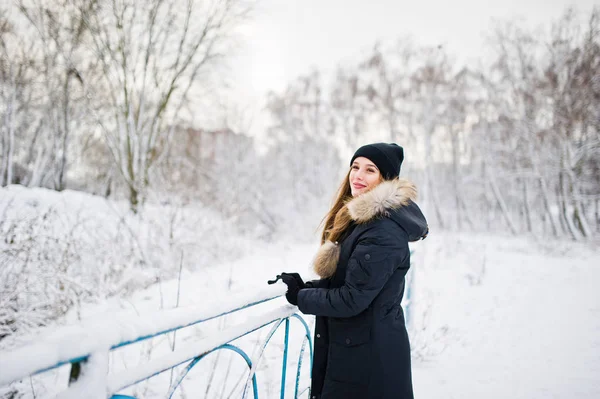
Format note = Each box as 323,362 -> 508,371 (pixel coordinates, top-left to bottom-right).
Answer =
352,183 -> 366,189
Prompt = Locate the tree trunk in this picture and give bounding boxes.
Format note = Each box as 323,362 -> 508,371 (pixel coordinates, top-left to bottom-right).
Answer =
539,177 -> 558,236
558,170 -> 580,240
128,184 -> 139,214
596,199 -> 600,233
451,127 -> 461,230
28,127 -> 53,187
482,160 -> 494,231
488,170 -> 518,235
7,107 -> 14,186
429,177 -> 445,229
423,126 -> 445,229
0,127 -> 5,186
458,195 -> 474,229
57,76 -> 71,191
522,178 -> 532,233
126,127 -> 139,213
3,88 -> 16,186
572,200 -> 591,238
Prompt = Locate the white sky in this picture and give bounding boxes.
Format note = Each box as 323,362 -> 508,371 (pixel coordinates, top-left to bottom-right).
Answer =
225,0 -> 597,135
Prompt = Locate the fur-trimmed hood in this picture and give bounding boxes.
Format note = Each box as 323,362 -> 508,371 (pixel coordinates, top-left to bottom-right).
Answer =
313,178 -> 428,278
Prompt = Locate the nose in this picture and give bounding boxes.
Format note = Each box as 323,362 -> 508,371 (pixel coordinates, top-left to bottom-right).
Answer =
353,168 -> 365,181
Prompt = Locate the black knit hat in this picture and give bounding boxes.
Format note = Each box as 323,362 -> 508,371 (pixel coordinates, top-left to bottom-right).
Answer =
350,143 -> 404,180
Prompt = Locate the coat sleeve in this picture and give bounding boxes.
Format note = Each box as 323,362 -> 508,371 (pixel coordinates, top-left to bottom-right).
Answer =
305,279 -> 330,289
297,225 -> 408,318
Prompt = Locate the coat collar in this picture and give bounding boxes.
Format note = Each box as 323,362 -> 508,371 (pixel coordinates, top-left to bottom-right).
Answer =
313,178 -> 417,278
347,178 -> 417,223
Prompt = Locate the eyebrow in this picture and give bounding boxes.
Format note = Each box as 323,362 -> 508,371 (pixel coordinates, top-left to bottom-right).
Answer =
352,161 -> 378,169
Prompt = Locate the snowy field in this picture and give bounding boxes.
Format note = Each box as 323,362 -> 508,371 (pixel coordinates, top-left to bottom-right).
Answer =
410,233 -> 600,399
1,187 -> 599,398
4,233 -> 599,398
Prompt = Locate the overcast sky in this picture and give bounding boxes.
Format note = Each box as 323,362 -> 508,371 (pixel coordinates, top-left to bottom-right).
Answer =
224,0 -> 596,135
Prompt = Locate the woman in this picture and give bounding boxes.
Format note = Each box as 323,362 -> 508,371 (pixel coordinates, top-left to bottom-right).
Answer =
280,142 -> 428,399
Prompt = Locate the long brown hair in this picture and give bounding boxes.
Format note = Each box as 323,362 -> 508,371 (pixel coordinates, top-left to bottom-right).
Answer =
319,169 -> 353,244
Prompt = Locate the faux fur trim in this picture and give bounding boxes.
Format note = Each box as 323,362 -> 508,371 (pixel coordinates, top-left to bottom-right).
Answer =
312,240 -> 340,279
312,178 -> 417,278
347,178 -> 417,223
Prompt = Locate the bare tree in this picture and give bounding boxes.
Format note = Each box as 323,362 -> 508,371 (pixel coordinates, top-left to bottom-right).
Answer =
82,0 -> 252,212
0,8 -> 37,187
482,7 -> 599,238
410,45 -> 455,229
10,0 -> 95,190
544,8 -> 599,238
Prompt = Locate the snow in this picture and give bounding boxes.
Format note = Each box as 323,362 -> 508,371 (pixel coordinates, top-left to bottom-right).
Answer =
1,186 -> 599,398
0,286 -> 286,386
0,183 -> 261,352
410,233 -> 600,399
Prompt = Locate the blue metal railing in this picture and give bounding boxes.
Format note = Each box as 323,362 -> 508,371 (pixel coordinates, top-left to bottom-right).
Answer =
165,343 -> 258,399
0,286 -> 314,398
1,258 -> 416,398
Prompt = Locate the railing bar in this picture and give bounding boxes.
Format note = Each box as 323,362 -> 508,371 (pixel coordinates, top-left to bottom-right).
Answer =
166,344 -> 258,399
29,356 -> 89,379
113,319 -> 277,392
111,294 -> 284,350
242,319 -> 286,399
294,336 -> 308,398
2,292 -> 284,385
108,306 -> 296,393
280,318 -> 290,399
289,314 -> 313,368
166,356 -> 203,399
219,344 -> 259,399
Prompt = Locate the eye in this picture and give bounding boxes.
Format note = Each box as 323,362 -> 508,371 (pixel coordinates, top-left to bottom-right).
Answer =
351,165 -> 359,170
367,168 -> 376,173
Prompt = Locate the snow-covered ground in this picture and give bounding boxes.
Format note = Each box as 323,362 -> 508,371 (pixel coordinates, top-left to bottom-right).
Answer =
2,186 -> 599,398
410,233 -> 600,399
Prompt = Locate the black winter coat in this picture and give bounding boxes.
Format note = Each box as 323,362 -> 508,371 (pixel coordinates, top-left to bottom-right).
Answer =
297,179 -> 428,399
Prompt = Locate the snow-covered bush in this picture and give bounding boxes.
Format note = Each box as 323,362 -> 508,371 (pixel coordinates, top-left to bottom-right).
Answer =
0,185 -> 251,350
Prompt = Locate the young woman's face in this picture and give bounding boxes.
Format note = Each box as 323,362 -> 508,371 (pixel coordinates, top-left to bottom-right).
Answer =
349,157 -> 382,197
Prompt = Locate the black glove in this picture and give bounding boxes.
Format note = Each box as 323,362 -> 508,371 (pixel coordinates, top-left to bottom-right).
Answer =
267,273 -> 306,287
280,272 -> 305,306
281,272 -> 306,289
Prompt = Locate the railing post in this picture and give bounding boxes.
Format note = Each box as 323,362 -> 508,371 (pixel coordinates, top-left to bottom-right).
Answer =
60,351 -> 108,399
404,250 -> 415,328
294,337 -> 308,399
290,314 -> 313,398
68,361 -> 83,385
280,317 -> 290,399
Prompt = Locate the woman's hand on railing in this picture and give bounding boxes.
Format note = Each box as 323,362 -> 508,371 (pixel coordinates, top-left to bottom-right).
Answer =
267,272 -> 305,288
267,272 -> 306,305
279,272 -> 306,306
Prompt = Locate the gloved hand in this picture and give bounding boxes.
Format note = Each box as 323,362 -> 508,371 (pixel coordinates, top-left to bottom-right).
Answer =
267,273 -> 306,287
280,272 -> 305,306
281,272 -> 306,289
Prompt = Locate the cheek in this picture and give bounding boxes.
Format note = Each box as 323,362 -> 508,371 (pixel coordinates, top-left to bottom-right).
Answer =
367,175 -> 380,188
